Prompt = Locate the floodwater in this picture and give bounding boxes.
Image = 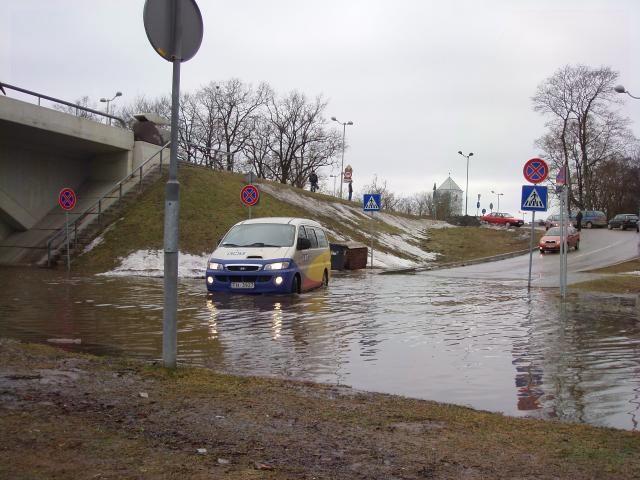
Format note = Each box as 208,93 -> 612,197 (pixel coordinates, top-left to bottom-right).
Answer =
1,267 -> 639,431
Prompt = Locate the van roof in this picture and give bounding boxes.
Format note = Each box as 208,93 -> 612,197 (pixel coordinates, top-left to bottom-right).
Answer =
235,217 -> 324,228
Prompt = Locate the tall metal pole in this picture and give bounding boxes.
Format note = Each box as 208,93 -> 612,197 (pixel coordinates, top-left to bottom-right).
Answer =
340,123 -> 345,199
527,211 -> 535,290
163,0 -> 183,369
465,155 -> 469,216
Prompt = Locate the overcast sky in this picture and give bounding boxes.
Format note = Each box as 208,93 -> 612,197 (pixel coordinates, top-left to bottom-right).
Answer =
2,0 -> 639,216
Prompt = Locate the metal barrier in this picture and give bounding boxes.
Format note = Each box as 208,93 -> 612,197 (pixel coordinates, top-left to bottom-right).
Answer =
46,142 -> 171,266
0,81 -> 127,127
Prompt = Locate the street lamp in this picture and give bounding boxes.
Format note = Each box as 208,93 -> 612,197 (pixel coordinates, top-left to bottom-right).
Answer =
100,91 -> 123,125
331,116 -> 354,199
614,84 -> 640,99
457,150 -> 473,216
491,190 -> 504,212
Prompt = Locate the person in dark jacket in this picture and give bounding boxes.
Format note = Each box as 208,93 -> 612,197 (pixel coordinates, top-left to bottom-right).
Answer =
348,181 -> 353,201
576,210 -> 583,231
309,171 -> 318,192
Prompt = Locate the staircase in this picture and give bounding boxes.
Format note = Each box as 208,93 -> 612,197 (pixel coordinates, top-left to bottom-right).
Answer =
26,143 -> 171,268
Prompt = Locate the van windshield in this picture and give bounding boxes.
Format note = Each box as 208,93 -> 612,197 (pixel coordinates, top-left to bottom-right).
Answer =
220,224 -> 296,248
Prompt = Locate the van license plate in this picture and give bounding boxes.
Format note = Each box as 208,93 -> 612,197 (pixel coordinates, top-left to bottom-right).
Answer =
231,282 -> 254,289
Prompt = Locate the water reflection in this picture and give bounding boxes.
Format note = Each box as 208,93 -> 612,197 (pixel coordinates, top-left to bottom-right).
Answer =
0,267 -> 639,430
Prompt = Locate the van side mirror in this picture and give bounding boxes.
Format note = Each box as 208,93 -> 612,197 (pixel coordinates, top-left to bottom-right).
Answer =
297,238 -> 311,250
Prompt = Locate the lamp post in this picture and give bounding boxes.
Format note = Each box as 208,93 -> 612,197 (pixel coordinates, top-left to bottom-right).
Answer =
491,190 -> 504,212
457,150 -> 473,216
614,84 -> 640,99
331,116 -> 353,199
100,91 -> 122,125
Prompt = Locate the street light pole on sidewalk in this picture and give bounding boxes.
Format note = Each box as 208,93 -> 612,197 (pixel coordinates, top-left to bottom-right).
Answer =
458,151 -> 473,216
331,117 -> 353,199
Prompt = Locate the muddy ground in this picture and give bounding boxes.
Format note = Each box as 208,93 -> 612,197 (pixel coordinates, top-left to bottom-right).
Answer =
1,339 -> 639,479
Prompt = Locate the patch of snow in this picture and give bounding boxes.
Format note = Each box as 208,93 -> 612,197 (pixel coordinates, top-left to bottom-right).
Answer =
623,271 -> 640,276
82,235 -> 104,254
98,249 -> 208,278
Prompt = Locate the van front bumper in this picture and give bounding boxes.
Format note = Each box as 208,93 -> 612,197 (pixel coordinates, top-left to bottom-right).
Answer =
205,269 -> 296,294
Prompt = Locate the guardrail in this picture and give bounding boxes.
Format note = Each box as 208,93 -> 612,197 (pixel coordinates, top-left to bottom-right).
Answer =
0,81 -> 127,127
46,142 -> 171,266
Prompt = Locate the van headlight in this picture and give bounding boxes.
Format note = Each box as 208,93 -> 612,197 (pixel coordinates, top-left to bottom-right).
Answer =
208,262 -> 224,270
264,261 -> 290,271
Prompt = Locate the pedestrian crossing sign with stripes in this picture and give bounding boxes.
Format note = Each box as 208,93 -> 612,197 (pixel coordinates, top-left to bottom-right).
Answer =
363,193 -> 381,211
521,185 -> 548,211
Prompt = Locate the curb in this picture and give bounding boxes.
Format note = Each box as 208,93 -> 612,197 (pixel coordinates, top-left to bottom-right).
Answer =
379,249 -> 531,275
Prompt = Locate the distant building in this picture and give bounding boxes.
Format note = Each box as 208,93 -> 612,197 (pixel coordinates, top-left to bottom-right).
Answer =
436,176 -> 463,216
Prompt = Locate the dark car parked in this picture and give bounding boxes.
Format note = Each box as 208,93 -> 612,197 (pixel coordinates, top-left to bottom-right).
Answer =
608,214 -> 639,231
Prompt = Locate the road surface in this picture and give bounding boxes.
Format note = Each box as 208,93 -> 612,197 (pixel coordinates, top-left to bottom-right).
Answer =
423,228 -> 640,287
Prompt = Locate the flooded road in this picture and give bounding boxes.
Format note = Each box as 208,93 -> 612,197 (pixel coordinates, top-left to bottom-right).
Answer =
1,267 -> 639,431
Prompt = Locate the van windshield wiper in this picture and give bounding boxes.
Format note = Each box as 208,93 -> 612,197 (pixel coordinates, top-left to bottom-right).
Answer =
244,242 -> 281,247
221,242 -> 239,247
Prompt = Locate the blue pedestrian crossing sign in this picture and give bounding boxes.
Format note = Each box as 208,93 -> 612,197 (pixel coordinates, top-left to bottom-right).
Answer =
521,185 -> 548,211
363,193 -> 381,212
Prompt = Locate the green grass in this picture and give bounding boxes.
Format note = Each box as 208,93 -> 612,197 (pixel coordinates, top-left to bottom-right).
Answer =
74,166 -> 545,272
572,258 -> 640,294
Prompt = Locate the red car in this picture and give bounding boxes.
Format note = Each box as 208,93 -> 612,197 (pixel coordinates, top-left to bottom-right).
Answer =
539,226 -> 580,253
481,212 -> 524,227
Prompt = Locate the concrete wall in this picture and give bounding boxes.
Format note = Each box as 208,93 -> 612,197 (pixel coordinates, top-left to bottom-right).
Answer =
0,143 -> 89,231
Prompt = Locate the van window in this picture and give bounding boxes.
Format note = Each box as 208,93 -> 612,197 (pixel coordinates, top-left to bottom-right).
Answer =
221,223 -> 295,247
306,228 -> 318,248
315,229 -> 328,247
297,226 -> 307,239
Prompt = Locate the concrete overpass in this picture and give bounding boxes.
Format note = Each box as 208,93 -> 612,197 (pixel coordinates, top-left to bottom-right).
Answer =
0,94 -> 163,265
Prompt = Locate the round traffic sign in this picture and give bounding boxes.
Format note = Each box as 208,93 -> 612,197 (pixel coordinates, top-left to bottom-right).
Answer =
523,158 -> 549,184
58,187 -> 77,211
143,0 -> 204,63
240,184 -> 260,207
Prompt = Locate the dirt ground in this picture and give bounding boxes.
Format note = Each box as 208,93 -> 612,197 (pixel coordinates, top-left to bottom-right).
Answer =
1,339 -> 639,480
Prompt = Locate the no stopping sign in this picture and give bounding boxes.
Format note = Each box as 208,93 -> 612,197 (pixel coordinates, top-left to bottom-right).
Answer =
240,184 -> 260,206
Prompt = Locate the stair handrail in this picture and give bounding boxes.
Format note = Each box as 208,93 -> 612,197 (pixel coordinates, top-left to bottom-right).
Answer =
46,141 -> 171,266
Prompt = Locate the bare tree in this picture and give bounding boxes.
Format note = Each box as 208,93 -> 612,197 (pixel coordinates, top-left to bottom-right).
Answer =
267,91 -> 340,186
532,65 -> 637,210
200,79 -> 272,171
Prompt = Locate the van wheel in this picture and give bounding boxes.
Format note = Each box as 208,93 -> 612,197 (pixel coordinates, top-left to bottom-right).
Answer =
322,270 -> 329,287
291,274 -> 301,294
586,222 -> 593,229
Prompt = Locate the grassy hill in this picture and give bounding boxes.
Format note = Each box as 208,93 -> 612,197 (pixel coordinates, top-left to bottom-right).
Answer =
74,165 -> 534,273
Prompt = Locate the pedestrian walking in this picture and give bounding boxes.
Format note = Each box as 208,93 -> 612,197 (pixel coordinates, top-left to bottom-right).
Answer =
348,181 -> 353,201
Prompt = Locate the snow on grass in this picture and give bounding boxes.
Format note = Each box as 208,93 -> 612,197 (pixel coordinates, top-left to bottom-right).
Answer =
98,250 -> 207,278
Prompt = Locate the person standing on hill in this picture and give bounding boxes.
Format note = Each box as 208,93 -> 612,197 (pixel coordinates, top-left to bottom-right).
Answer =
309,171 -> 318,192
348,180 -> 353,201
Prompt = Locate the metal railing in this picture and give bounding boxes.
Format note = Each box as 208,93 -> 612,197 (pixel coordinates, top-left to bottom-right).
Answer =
46,142 -> 171,266
0,81 -> 127,127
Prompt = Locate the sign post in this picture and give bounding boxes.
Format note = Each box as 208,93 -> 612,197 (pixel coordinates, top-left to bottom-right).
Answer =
363,194 -> 381,268
521,157 -> 549,291
144,0 -> 203,369
58,187 -> 77,271
240,184 -> 260,218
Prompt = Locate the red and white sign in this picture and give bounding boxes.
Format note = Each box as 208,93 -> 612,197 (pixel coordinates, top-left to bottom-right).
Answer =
240,184 -> 260,206
58,187 -> 77,211
523,158 -> 549,184
343,165 -> 353,183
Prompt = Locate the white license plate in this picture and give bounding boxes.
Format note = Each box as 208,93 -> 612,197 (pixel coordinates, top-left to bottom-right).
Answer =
231,282 -> 255,289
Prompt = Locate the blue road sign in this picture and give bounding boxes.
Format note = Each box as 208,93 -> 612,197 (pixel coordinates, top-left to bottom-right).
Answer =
363,193 -> 381,212
521,185 -> 548,212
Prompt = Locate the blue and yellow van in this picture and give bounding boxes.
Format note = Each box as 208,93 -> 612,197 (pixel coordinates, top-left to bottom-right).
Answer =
205,217 -> 331,294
